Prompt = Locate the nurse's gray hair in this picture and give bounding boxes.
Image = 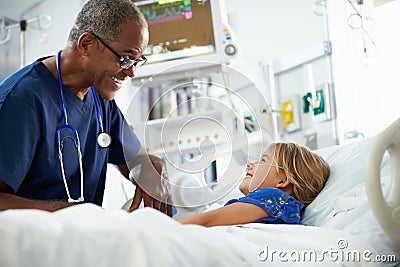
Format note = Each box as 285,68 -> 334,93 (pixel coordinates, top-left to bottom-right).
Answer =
67,0 -> 147,44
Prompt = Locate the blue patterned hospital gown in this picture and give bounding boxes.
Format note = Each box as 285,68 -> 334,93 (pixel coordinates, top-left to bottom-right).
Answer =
224,188 -> 304,224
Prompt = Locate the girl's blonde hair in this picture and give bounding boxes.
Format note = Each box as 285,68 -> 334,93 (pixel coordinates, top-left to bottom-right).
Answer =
272,142 -> 330,204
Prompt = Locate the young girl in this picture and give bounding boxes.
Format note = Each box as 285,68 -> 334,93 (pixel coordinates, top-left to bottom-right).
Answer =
179,142 -> 330,227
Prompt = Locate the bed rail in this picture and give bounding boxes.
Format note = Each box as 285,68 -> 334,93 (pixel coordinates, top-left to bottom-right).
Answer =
365,117 -> 400,246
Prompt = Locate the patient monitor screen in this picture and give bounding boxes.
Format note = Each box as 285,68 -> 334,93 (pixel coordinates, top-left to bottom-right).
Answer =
137,0 -> 216,64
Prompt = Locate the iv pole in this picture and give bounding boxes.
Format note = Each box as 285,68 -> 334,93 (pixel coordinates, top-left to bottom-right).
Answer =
0,15 -> 52,67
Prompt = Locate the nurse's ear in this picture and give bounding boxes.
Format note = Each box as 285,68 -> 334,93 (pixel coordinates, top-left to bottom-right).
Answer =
76,32 -> 97,56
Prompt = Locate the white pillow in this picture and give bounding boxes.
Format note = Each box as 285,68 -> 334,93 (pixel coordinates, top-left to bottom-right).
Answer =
302,137 -> 376,226
301,137 -> 398,256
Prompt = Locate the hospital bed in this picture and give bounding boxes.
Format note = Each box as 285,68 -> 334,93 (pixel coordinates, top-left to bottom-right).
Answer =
1,118 -> 399,267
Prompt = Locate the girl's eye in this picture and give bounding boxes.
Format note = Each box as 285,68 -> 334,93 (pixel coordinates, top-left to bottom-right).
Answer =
260,158 -> 266,162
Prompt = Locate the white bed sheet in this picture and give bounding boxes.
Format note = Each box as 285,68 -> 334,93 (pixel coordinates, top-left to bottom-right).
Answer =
0,205 -> 386,267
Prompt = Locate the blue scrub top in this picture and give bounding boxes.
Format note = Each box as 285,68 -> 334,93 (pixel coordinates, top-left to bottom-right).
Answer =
0,59 -> 141,205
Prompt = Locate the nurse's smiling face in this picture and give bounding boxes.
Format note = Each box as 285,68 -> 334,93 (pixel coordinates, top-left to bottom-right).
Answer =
89,21 -> 149,100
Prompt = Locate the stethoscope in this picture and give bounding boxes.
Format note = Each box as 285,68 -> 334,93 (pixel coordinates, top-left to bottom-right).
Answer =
55,50 -> 111,203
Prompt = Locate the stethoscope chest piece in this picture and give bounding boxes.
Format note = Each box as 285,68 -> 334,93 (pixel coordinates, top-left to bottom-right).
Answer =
98,132 -> 112,148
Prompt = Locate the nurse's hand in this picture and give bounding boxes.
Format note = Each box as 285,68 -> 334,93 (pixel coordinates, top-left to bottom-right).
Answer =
128,154 -> 173,216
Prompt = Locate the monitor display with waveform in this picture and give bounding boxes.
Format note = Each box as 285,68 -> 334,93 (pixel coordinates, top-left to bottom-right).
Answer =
137,0 -> 215,64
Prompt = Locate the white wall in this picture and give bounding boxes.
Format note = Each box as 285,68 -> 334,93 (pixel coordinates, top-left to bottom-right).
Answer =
23,0 -> 85,63
225,0 -> 326,91
0,21 -> 20,80
328,0 -> 400,140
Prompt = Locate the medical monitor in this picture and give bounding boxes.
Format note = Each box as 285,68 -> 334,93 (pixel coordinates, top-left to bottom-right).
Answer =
134,0 -> 237,78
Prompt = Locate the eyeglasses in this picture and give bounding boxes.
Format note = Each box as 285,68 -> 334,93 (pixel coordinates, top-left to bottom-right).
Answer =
91,33 -> 147,70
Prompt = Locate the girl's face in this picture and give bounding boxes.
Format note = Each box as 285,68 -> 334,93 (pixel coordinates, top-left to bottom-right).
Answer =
239,147 -> 287,195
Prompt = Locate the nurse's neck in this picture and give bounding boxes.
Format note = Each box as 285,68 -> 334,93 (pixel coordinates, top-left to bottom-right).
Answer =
43,49 -> 90,101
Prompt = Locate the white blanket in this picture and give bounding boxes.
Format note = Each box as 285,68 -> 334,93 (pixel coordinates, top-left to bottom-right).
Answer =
0,204 -> 389,267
